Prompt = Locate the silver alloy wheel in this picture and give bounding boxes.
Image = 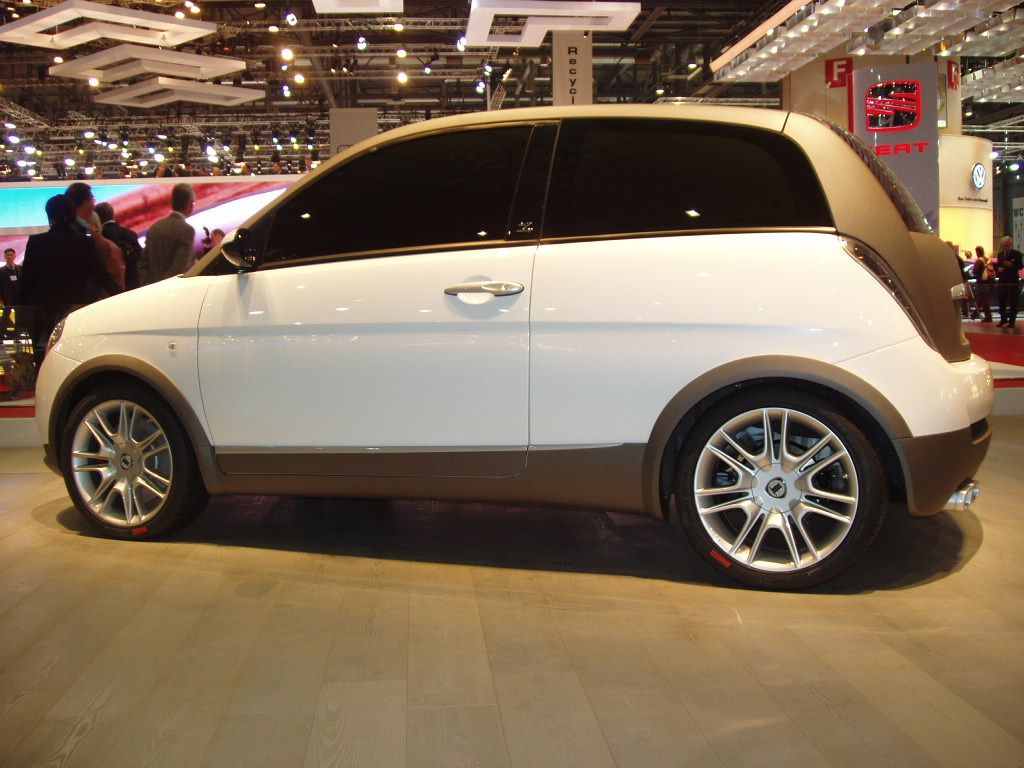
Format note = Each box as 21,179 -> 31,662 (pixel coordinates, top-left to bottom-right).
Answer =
693,407 -> 859,573
70,399 -> 173,528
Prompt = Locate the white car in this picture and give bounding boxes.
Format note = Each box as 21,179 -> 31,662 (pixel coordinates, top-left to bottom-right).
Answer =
35,105 -> 993,589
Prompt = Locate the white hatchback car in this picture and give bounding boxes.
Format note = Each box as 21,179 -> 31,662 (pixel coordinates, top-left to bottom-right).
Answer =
35,105 -> 993,589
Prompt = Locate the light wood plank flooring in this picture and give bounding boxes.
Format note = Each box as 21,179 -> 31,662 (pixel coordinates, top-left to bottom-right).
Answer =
1,417 -> 1022,768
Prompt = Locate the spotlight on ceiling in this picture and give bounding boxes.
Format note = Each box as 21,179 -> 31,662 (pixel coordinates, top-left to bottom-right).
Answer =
357,35 -> 368,51
285,10 -> 297,26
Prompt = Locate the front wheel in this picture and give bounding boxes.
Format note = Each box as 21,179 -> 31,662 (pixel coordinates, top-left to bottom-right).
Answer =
675,389 -> 888,590
61,383 -> 209,538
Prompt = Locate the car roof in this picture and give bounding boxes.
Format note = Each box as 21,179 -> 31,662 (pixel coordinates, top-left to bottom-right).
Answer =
330,103 -> 791,168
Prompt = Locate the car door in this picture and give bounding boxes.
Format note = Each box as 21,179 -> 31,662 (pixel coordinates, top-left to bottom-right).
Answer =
197,123 -> 547,478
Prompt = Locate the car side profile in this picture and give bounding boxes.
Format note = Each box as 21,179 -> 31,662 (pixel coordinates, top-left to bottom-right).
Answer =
35,104 -> 993,589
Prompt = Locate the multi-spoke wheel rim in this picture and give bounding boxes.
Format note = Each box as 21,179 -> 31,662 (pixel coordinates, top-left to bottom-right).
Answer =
693,407 -> 859,573
70,399 -> 173,528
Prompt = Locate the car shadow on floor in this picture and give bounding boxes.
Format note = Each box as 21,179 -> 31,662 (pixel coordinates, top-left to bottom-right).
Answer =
52,493 -> 982,593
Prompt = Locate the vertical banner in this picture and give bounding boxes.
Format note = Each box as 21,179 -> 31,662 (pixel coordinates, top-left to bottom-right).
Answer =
328,108 -> 379,158
853,63 -> 940,231
552,31 -> 592,106
824,57 -> 854,129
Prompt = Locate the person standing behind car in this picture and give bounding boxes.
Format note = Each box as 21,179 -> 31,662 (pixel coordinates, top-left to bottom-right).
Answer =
995,235 -> 1023,328
138,183 -> 196,286
96,201 -> 141,289
972,245 -> 995,323
0,247 -> 22,339
65,181 -> 95,235
20,195 -> 121,364
86,211 -> 125,294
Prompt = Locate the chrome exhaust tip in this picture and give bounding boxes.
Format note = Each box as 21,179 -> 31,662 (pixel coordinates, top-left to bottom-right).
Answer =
945,481 -> 981,513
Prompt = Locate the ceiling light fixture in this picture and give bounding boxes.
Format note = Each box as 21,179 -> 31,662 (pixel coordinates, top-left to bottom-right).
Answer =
285,10 -> 297,25
357,35 -> 368,50
280,46 -> 294,60
396,70 -> 408,83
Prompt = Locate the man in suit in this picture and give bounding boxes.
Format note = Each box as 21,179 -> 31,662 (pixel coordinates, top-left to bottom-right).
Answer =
0,247 -> 22,339
20,195 -> 120,363
138,183 -> 197,286
96,201 -> 142,290
996,235 -> 1024,328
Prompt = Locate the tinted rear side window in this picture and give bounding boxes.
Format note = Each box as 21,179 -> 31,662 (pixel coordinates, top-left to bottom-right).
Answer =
262,125 -> 532,263
544,118 -> 833,239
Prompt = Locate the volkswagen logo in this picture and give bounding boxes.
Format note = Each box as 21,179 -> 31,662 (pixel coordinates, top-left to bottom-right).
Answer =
972,163 -> 986,190
766,478 -> 787,499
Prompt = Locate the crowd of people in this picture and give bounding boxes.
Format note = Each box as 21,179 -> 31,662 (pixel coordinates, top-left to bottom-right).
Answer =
0,181 -> 222,365
960,236 -> 1024,328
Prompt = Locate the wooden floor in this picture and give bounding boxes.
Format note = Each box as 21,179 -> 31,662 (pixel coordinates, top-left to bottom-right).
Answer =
1,419 -> 1022,768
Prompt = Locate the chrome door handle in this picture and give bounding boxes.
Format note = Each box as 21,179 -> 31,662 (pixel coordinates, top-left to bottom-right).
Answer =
444,281 -> 524,297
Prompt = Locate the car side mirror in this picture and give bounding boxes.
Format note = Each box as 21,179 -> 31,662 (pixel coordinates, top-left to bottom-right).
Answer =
221,227 -> 261,270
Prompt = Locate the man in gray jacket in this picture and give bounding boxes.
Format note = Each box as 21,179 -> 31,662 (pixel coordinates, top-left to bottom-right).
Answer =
139,183 -> 196,285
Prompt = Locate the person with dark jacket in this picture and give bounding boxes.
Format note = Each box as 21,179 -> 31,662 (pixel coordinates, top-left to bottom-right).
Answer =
995,235 -> 1024,328
96,201 -> 141,289
20,195 -> 120,363
0,247 -> 22,339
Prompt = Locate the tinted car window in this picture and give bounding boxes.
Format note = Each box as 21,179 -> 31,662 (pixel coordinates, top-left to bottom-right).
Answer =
261,125 -> 532,263
544,118 -> 833,238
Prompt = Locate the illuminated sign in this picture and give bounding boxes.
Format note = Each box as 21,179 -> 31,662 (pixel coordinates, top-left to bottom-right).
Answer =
865,80 -> 922,133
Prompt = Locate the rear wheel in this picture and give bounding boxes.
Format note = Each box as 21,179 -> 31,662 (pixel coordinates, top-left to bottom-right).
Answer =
62,383 -> 208,538
675,389 -> 887,589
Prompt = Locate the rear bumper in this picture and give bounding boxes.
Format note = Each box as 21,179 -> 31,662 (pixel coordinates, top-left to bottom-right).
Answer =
895,418 -> 991,516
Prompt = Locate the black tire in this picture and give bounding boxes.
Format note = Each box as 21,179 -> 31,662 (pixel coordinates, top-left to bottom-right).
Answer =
61,382 -> 209,539
675,388 -> 887,590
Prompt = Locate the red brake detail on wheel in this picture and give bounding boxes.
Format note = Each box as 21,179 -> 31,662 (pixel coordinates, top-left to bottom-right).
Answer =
710,549 -> 732,568
131,526 -> 150,536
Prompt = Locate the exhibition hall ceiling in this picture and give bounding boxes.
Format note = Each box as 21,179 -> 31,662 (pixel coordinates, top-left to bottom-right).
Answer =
0,0 -> 1021,174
